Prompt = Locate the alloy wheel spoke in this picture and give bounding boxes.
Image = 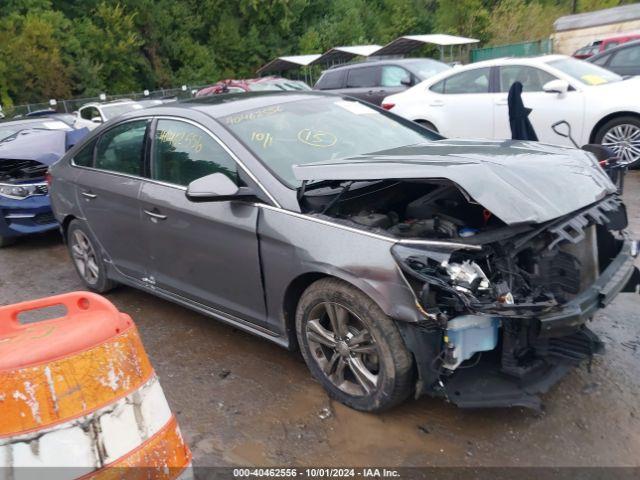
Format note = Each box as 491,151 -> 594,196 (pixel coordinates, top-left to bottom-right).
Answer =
86,258 -> 100,279
71,244 -> 84,259
347,356 -> 377,394
307,319 -> 337,348
325,303 -> 349,338
329,357 -> 347,385
350,343 -> 378,355
324,351 -> 341,375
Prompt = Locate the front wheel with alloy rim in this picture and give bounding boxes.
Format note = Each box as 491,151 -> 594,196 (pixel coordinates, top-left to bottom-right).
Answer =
66,220 -> 116,293
595,116 -> 640,168
296,278 -> 414,412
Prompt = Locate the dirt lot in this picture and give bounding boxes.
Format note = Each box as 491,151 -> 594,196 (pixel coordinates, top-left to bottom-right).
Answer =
1,173 -> 640,468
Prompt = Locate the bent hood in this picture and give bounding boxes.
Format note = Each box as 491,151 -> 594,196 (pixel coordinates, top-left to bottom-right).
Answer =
0,128 -> 89,165
293,139 -> 616,225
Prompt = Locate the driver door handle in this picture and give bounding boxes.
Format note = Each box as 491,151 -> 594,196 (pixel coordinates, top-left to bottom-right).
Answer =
143,209 -> 167,221
81,192 -> 97,199
495,98 -> 508,106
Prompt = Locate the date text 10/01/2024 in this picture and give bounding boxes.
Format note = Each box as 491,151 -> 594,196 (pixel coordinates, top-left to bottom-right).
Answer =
233,468 -> 401,478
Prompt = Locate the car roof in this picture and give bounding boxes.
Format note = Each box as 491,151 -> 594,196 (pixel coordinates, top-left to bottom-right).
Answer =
82,100 -> 138,108
324,57 -> 442,72
116,91 -> 340,121
588,39 -> 640,61
454,54 -> 569,70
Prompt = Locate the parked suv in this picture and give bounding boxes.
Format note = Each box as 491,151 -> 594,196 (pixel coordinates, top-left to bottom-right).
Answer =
313,58 -> 450,105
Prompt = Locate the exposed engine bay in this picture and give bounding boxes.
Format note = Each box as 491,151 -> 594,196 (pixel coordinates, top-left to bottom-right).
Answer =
0,159 -> 48,183
300,179 -> 638,409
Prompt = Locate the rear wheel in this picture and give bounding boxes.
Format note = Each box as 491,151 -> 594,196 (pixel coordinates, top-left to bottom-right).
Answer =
595,116 -> 640,168
67,220 -> 116,293
296,278 -> 414,412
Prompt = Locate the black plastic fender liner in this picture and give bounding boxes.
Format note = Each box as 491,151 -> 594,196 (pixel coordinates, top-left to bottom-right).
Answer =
395,321 -> 443,398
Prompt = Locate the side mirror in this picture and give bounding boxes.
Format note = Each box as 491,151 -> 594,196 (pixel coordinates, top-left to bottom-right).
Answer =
186,172 -> 255,202
91,117 -> 102,124
543,79 -> 569,95
400,77 -> 413,87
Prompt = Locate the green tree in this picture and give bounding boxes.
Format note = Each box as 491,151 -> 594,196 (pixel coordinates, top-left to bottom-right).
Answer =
70,2 -> 144,95
434,0 -> 490,41
0,10 -> 72,105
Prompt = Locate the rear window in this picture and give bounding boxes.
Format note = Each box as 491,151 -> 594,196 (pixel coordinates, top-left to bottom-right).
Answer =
315,70 -> 346,90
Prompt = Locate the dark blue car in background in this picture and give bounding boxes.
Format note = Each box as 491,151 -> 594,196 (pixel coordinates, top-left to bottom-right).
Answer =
0,126 -> 88,246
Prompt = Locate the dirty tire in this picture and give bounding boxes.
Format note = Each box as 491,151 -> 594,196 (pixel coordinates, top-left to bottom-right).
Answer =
296,278 -> 414,412
66,219 -> 116,293
594,115 -> 640,168
0,235 -> 17,248
415,120 -> 438,133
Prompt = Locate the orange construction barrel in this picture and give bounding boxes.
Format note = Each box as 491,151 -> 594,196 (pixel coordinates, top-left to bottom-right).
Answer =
0,292 -> 192,478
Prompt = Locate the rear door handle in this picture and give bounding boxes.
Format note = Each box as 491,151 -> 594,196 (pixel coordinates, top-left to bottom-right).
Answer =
495,98 -> 508,106
144,209 -> 167,221
429,100 -> 444,107
81,192 -> 97,199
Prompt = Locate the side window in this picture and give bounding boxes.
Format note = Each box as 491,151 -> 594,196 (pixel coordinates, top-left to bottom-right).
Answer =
315,70 -> 345,90
499,65 -> 556,92
346,67 -> 379,88
72,138 -> 97,167
152,119 -> 239,187
441,68 -> 491,94
430,80 -> 445,93
94,120 -> 148,176
610,46 -> 640,67
592,53 -> 610,66
380,66 -> 411,87
81,107 -> 98,120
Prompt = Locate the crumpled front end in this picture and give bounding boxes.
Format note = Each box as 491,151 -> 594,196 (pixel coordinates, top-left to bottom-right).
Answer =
393,195 -> 639,410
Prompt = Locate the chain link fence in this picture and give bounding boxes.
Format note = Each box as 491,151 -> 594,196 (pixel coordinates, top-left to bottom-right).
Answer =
2,85 -> 209,118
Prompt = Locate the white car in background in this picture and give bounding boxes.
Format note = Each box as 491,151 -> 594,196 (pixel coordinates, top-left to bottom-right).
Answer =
383,55 -> 640,167
76,100 -> 146,129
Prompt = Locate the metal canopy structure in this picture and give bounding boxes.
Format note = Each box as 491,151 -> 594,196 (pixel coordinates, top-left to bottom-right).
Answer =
256,54 -> 321,75
310,45 -> 382,65
374,34 -> 479,59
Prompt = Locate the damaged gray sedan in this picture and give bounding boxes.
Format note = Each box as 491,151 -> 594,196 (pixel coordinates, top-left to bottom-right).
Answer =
49,92 -> 640,412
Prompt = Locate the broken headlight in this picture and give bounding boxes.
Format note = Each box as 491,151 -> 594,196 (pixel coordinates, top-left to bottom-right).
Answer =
442,259 -> 490,293
0,182 -> 47,200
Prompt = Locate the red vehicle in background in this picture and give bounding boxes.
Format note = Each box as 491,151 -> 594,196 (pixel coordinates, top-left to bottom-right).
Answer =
573,33 -> 640,59
196,76 -> 310,97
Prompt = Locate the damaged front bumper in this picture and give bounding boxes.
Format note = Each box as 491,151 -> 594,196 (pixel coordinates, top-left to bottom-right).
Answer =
398,238 -> 639,410
538,238 -> 639,334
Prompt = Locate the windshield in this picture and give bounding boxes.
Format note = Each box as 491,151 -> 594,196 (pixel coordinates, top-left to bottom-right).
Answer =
101,103 -> 144,120
548,57 -> 622,85
220,97 -> 439,187
406,59 -> 450,80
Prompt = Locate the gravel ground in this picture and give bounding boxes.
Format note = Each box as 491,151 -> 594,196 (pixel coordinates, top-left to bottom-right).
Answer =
1,172 -> 639,467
